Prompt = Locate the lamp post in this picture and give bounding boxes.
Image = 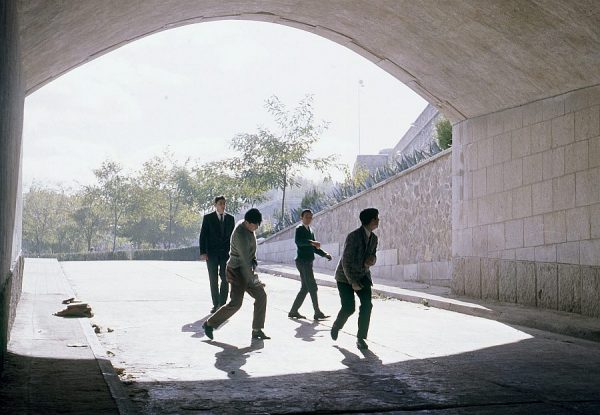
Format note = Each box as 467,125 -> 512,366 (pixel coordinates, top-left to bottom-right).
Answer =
358,79 -> 364,155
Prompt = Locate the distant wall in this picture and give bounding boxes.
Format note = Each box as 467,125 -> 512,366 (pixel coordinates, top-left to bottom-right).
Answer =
392,104 -> 442,156
258,150 -> 452,287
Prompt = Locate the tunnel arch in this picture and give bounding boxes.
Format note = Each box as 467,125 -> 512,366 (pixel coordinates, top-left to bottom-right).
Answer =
20,1 -> 600,122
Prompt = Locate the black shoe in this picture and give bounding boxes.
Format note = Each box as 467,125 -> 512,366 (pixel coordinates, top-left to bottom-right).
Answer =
202,322 -> 214,340
356,338 -> 368,350
210,306 -> 217,313
331,326 -> 339,341
252,329 -> 271,340
313,312 -> 330,320
288,311 -> 306,319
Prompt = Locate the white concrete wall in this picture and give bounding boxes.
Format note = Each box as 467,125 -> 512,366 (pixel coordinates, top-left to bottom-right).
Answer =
452,85 -> 600,316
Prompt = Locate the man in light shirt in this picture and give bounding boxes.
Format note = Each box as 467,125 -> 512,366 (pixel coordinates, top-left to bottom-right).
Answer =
203,208 -> 270,341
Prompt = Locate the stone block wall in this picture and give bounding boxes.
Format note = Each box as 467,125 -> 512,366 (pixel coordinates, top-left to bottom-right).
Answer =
258,150 -> 452,287
452,85 -> 600,317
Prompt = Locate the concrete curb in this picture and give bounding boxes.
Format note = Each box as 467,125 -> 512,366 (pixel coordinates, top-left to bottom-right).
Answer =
58,263 -> 137,415
78,320 -> 137,415
258,265 -> 600,343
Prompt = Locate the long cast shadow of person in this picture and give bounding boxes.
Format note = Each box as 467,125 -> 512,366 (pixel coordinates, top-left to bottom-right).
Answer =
204,340 -> 265,379
334,345 -> 384,375
181,315 -> 216,338
293,319 -> 322,342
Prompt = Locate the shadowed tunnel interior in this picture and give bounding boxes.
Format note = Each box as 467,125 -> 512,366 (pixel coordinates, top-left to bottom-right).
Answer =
2,332 -> 600,414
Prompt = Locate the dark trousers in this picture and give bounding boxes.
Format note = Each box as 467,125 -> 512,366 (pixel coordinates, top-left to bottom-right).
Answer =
290,259 -> 321,314
207,252 -> 229,308
333,281 -> 372,339
208,266 -> 267,330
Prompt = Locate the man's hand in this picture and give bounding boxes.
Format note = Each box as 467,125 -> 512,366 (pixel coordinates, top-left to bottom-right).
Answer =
365,255 -> 376,267
351,282 -> 363,291
200,254 -> 208,261
310,240 -> 321,249
325,254 -> 332,261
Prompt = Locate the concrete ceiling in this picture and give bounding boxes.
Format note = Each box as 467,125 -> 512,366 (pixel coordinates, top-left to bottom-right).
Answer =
18,0 -> 600,121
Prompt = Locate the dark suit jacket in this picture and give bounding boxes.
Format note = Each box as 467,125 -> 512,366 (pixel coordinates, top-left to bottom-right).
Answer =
335,226 -> 378,286
295,224 -> 328,261
199,211 -> 235,256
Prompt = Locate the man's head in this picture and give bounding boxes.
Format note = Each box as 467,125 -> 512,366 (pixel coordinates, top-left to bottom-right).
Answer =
359,208 -> 379,231
300,209 -> 313,226
243,208 -> 262,232
214,196 -> 226,214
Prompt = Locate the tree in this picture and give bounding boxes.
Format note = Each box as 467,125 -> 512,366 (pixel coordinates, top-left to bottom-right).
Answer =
73,186 -> 105,252
136,150 -> 196,249
94,160 -> 131,252
52,188 -> 79,253
192,161 -> 267,215
229,95 -> 336,228
22,183 -> 59,254
435,117 -> 453,149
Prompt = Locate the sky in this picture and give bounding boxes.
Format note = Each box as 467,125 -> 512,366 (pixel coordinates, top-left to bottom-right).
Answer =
22,20 -> 427,190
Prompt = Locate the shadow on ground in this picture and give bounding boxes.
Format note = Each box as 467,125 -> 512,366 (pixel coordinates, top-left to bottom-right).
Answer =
0,352 -> 117,415
2,333 -> 600,414
181,314 -> 212,338
120,335 -> 600,415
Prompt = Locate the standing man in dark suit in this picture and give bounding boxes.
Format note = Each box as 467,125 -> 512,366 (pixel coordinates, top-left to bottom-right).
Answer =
331,208 -> 379,350
288,209 -> 332,320
199,196 -> 235,313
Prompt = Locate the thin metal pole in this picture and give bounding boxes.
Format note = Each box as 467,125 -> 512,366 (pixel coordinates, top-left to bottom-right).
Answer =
358,80 -> 364,155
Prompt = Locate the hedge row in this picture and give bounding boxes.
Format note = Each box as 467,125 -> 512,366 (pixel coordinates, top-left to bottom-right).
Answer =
36,246 -> 200,262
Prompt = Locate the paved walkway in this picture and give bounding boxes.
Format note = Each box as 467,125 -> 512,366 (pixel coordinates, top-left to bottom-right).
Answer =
0,259 -> 125,414
55,260 -> 600,414
258,262 -> 600,342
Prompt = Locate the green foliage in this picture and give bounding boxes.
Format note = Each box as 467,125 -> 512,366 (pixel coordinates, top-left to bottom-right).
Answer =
22,184 -> 81,254
22,140 -> 272,254
93,160 -> 132,252
327,141 -> 443,208
130,150 -> 197,249
192,161 -> 266,215
40,246 -> 201,262
72,186 -> 105,252
435,117 -> 453,149
228,95 -> 337,229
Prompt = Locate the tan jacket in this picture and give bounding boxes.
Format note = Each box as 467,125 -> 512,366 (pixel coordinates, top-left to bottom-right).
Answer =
227,220 -> 257,284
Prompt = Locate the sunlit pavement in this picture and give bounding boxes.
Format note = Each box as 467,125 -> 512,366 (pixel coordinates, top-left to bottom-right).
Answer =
60,260 -> 600,414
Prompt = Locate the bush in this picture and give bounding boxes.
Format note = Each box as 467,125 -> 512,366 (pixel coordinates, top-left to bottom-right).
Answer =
435,117 -> 453,149
133,246 -> 199,261
53,251 -> 131,261
40,246 -> 200,262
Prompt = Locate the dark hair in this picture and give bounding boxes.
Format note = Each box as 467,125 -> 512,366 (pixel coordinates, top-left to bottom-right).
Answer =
359,208 -> 379,226
244,208 -> 262,225
301,209 -> 313,217
214,196 -> 226,204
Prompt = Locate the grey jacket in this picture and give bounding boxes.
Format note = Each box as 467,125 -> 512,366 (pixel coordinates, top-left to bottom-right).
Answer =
227,220 -> 257,284
335,226 -> 378,286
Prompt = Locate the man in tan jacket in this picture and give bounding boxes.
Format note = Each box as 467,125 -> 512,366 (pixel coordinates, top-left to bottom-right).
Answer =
203,208 -> 270,340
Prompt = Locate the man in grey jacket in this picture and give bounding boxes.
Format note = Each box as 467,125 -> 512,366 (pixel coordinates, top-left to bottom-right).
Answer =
203,208 -> 270,341
331,208 -> 379,350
